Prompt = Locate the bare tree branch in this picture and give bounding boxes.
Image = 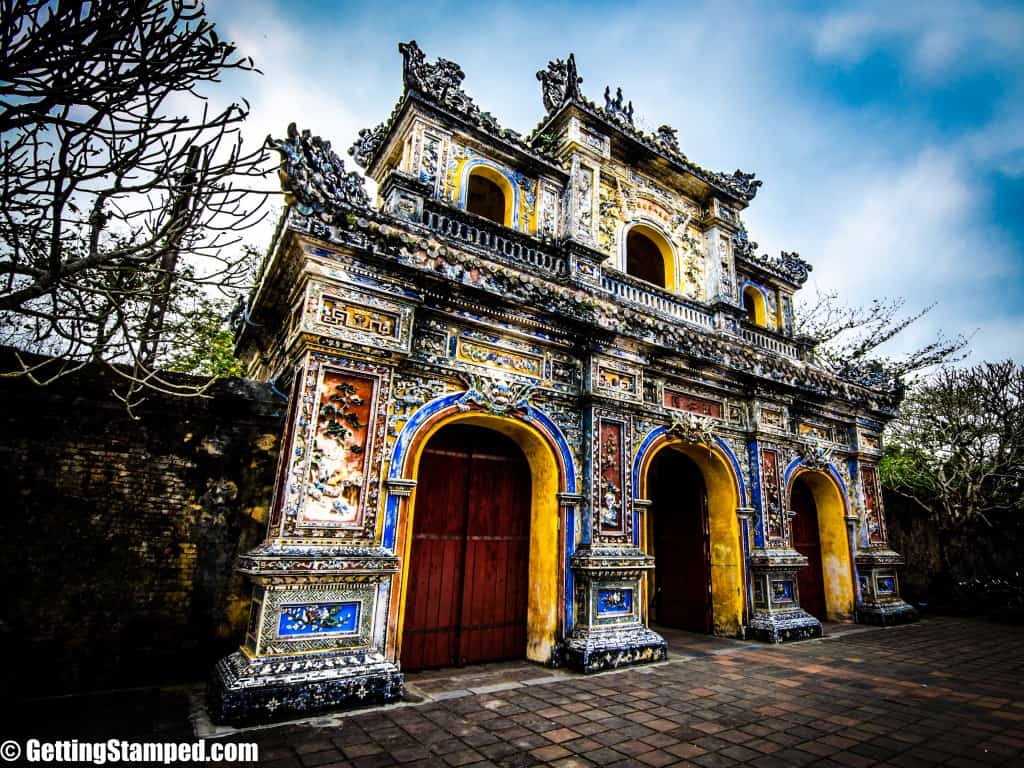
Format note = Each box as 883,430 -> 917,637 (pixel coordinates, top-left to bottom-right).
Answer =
0,0 -> 271,401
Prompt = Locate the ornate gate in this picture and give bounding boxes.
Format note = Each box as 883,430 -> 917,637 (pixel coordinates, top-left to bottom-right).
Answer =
401,425 -> 530,669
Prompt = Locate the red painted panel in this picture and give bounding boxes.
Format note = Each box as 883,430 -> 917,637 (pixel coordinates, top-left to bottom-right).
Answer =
650,450 -> 712,634
791,480 -> 828,620
663,389 -> 723,419
402,425 -> 530,671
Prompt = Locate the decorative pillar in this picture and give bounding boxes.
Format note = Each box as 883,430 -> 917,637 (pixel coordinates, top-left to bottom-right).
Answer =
852,461 -> 917,625
746,441 -> 822,642
208,351 -> 407,724
564,405 -> 666,672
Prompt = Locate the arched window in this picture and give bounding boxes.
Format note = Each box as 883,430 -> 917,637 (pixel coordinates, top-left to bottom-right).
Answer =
465,167 -> 511,226
625,225 -> 674,291
743,285 -> 768,326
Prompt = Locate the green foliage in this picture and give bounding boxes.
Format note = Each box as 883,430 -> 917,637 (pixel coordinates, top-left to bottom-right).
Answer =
882,360 -> 1024,581
162,296 -> 243,379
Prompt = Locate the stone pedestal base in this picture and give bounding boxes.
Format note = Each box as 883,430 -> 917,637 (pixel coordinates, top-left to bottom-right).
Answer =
856,602 -> 917,626
747,548 -> 822,642
749,608 -> 823,643
208,650 -> 403,726
855,548 -> 917,628
564,625 -> 667,673
566,546 -> 665,673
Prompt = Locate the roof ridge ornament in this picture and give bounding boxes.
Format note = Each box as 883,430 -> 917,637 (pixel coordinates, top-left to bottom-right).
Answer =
348,123 -> 386,169
268,123 -> 369,218
537,53 -> 583,114
716,169 -> 763,201
733,227 -> 813,286
397,40 -> 518,139
603,85 -> 634,125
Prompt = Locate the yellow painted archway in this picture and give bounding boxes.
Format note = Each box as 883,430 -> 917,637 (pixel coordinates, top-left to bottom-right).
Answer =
743,285 -> 768,327
463,165 -> 515,228
624,222 -> 678,293
789,469 -> 855,621
638,440 -> 745,637
391,410 -> 562,664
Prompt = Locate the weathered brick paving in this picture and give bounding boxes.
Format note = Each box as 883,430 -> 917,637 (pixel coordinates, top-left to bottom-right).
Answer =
222,617 -> 1024,767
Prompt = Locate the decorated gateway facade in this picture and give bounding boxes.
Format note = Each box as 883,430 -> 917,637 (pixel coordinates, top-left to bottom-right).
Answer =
209,42 -> 915,724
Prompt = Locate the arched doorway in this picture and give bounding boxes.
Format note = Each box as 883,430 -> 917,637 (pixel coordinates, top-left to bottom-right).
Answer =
639,439 -> 745,637
790,476 -> 827,620
787,469 -> 856,621
648,448 -> 711,633
465,167 -> 511,226
402,424 -> 530,669
624,224 -> 675,291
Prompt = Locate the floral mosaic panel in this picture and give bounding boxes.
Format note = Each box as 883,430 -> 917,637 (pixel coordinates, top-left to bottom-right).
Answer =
663,389 -> 723,419
598,418 -> 626,534
861,464 -> 887,544
277,601 -> 360,637
761,448 -> 785,541
301,370 -> 375,526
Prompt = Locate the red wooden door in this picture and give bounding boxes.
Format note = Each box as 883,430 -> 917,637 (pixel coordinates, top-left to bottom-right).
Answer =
791,480 -> 828,620
651,450 -> 712,634
402,425 -> 530,670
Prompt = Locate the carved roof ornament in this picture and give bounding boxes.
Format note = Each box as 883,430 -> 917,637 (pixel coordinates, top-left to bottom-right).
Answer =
655,125 -> 684,157
537,53 -> 584,114
733,228 -> 813,286
397,40 -> 513,138
347,123 -> 386,169
797,438 -> 834,470
716,169 -> 763,201
267,123 -> 369,218
778,250 -> 812,285
603,86 -> 635,125
666,410 -> 717,446
456,373 -> 537,418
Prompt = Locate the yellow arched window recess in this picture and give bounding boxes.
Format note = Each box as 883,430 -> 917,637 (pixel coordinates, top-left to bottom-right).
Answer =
624,223 -> 676,292
465,165 -> 514,228
743,284 -> 768,327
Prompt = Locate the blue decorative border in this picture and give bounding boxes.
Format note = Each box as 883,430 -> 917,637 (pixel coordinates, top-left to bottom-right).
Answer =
783,456 -> 849,501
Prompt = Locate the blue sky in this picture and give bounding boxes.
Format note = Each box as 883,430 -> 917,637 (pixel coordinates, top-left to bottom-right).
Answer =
209,0 -> 1024,364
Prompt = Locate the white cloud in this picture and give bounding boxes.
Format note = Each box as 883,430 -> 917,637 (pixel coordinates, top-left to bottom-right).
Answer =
813,2 -> 1024,80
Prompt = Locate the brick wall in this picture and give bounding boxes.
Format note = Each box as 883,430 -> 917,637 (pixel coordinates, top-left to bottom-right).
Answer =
0,356 -> 283,696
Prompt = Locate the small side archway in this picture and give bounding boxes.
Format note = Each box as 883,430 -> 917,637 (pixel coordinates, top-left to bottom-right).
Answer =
786,467 -> 856,621
742,283 -> 769,327
622,222 -> 677,292
460,162 -> 515,228
635,433 -> 746,637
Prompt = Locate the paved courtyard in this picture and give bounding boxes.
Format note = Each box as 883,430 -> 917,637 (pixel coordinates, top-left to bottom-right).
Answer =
208,617 -> 1024,767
